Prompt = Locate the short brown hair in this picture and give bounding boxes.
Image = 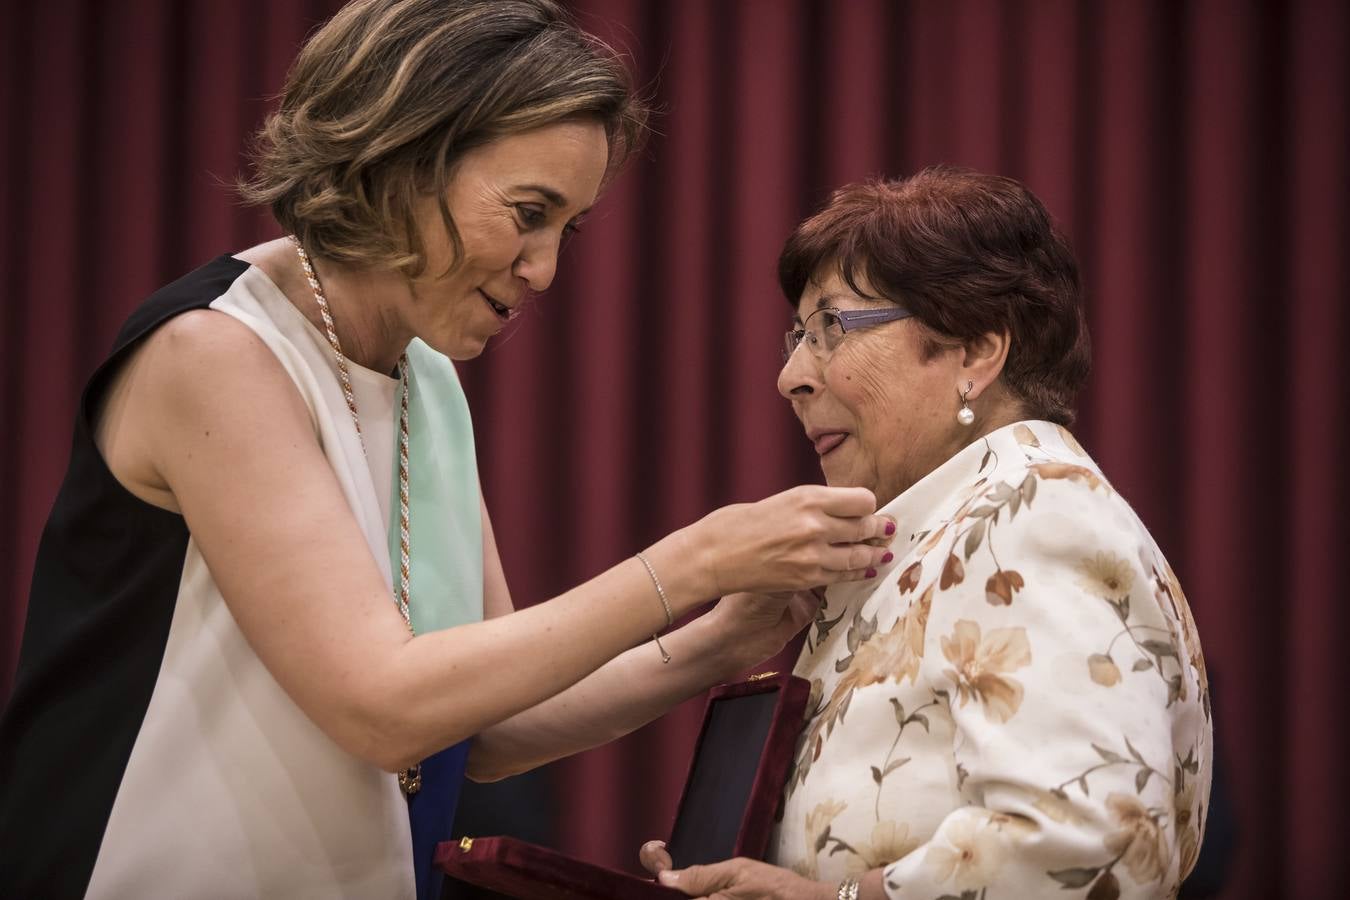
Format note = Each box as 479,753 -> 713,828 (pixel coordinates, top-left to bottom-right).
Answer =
778,167 -> 1091,425
240,0 -> 648,275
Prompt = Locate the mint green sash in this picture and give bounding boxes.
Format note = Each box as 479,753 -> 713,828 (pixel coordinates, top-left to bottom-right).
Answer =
388,339 -> 484,634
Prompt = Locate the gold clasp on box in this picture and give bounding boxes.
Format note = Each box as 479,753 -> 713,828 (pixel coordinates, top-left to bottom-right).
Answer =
748,671 -> 779,681
458,837 -> 474,852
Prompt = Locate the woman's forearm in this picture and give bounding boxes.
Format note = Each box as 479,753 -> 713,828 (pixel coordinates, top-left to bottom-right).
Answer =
359,532 -> 715,770
858,867 -> 888,899
465,610 -> 748,781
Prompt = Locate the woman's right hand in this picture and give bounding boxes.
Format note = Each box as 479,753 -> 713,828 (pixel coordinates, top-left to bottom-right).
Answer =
685,485 -> 895,598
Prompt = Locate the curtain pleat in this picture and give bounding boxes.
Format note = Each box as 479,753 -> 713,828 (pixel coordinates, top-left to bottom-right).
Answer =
1283,2 -> 1348,894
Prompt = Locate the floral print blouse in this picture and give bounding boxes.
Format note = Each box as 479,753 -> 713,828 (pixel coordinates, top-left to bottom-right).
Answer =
768,420 -> 1211,900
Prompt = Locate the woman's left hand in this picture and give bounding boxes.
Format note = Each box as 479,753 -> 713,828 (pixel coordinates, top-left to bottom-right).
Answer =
640,843 -> 831,900
652,854 -> 833,899
704,590 -> 824,670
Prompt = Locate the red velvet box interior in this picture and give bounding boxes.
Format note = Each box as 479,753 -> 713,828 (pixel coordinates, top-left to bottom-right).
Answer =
437,673 -> 811,899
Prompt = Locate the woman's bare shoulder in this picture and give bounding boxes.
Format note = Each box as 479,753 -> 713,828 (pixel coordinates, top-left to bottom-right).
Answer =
95,307 -> 313,511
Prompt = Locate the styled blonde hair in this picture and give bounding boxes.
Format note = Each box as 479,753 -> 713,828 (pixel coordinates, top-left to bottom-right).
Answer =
240,0 -> 648,275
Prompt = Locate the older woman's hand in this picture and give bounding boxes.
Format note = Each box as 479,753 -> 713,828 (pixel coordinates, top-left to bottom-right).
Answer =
639,839 -> 674,875
639,846 -> 832,900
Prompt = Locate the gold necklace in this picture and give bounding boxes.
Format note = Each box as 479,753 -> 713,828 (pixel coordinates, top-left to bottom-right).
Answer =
291,237 -> 421,795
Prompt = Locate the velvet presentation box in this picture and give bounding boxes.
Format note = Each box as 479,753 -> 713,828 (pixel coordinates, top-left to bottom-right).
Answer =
437,672 -> 811,900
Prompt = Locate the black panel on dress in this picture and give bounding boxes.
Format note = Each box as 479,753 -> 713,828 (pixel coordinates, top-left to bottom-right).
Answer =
0,256 -> 249,898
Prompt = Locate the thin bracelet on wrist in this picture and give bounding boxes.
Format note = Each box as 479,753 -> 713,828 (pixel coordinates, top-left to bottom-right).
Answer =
634,552 -> 674,663
836,875 -> 860,900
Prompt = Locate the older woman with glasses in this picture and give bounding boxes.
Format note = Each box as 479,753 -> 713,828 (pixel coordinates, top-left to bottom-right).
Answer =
643,167 -> 1212,900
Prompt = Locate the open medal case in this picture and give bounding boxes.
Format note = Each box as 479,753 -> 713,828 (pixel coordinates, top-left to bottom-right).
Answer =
437,672 -> 811,899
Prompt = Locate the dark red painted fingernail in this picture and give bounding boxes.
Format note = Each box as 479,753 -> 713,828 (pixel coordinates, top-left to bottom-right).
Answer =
884,521 -> 896,535
881,551 -> 894,563
865,567 -> 878,578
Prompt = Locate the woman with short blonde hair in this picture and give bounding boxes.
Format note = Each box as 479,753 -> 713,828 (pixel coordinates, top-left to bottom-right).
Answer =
0,3 -> 894,898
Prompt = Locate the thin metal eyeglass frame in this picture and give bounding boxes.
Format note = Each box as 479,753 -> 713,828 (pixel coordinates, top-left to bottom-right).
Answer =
783,305 -> 914,363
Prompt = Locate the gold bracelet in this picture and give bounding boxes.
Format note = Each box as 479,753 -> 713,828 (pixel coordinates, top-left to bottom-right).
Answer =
836,875 -> 860,900
634,552 -> 673,663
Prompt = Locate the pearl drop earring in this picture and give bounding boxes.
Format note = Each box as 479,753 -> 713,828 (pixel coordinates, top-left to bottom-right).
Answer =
957,381 -> 975,426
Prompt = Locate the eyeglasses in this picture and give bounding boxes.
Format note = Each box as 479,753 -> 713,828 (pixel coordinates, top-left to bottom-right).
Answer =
783,305 -> 914,363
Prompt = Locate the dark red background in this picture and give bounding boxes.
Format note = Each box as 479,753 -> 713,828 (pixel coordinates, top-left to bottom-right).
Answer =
2,2 -> 1346,897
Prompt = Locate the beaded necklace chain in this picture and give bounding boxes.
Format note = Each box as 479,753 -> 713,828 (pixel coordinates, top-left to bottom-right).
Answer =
291,236 -> 421,795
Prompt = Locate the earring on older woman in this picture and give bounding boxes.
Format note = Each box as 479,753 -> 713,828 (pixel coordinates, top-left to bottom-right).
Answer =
957,381 -> 975,426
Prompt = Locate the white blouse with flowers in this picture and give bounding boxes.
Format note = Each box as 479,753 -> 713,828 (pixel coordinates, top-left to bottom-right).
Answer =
767,420 -> 1211,900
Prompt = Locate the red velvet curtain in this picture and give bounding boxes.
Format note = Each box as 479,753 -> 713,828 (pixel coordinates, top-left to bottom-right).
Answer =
2,2 -> 1346,897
